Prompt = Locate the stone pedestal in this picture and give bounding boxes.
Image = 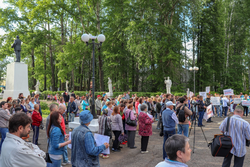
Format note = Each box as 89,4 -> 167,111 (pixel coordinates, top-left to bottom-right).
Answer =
3,62 -> 30,99
68,117 -> 99,132
106,92 -> 113,98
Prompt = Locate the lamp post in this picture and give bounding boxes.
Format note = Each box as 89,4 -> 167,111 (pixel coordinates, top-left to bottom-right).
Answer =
189,66 -> 199,95
81,33 -> 105,118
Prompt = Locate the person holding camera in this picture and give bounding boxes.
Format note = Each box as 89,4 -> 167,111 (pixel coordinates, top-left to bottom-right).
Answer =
197,96 -> 206,127
219,106 -> 250,167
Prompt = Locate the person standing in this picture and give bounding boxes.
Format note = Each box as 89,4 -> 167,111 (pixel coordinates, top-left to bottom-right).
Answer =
138,104 -> 154,154
47,112 -> 71,167
0,113 -> 46,167
125,104 -> 137,149
67,96 -> 77,122
95,95 -> 102,116
111,106 -> 124,152
222,96 -> 229,117
29,97 -> 37,111
176,97 -> 192,137
197,96 -> 206,127
125,92 -> 130,100
71,91 -> 76,99
31,104 -> 42,145
219,106 -> 250,167
81,96 -> 89,111
46,104 -> 59,132
71,110 -> 109,167
205,94 -> 213,123
0,101 -> 11,154
162,101 -> 179,160
242,95 -> 249,117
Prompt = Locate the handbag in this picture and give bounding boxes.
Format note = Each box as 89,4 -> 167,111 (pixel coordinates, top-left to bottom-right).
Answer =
209,117 -> 233,157
104,117 -> 112,138
126,111 -> 137,126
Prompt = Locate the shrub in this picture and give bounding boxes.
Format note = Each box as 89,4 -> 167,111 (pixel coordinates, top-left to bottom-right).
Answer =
42,109 -> 50,115
40,101 -> 49,110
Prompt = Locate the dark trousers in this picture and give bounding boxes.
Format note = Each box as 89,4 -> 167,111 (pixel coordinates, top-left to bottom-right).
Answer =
141,136 -> 149,151
222,153 -> 245,167
223,107 -> 228,117
97,110 -> 101,115
243,106 -> 249,116
122,120 -> 127,135
127,130 -> 136,148
32,125 -> 39,145
112,131 -> 121,150
163,130 -> 176,159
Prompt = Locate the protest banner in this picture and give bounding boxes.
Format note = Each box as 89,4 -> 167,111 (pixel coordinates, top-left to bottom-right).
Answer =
211,97 -> 220,105
234,98 -> 242,104
94,133 -> 110,154
199,92 -> 207,99
223,89 -> 234,96
242,100 -> 250,106
203,105 -> 214,121
206,86 -> 210,94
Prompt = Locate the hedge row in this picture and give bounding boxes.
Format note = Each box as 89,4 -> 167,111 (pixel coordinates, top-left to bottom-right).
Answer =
32,90 -> 187,99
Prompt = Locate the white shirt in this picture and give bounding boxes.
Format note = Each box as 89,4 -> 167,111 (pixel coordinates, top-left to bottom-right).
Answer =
222,97 -> 229,107
0,133 -> 46,167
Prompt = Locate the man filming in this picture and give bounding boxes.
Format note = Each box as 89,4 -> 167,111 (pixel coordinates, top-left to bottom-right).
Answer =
219,106 -> 250,167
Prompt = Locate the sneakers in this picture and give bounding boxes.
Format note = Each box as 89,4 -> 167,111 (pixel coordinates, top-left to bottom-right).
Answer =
62,161 -> 71,166
121,142 -> 126,145
102,155 -> 109,159
141,151 -> 149,154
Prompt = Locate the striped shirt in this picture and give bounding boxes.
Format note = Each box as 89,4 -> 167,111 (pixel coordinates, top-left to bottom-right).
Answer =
219,115 -> 250,157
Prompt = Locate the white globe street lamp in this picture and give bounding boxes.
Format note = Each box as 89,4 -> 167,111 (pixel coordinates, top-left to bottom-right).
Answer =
81,33 -> 105,118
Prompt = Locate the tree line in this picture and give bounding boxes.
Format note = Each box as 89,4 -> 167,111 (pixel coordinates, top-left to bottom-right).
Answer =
0,0 -> 250,94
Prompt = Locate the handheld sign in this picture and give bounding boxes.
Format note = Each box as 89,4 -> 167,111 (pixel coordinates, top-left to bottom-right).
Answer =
211,97 -> 220,105
199,92 -> 207,99
206,87 -> 210,94
234,98 -> 242,104
242,100 -> 250,106
223,89 -> 234,96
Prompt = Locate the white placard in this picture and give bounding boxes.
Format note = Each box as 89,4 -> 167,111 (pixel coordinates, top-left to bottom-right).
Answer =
206,87 -> 210,93
203,105 -> 214,121
223,89 -> 234,96
211,97 -> 220,105
242,100 -> 250,106
68,132 -> 72,149
199,92 -> 207,99
94,133 -> 110,154
234,98 -> 242,104
190,92 -> 194,98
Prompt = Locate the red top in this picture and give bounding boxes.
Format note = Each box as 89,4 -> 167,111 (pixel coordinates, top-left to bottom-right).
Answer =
60,114 -> 66,134
138,112 -> 154,136
31,110 -> 42,126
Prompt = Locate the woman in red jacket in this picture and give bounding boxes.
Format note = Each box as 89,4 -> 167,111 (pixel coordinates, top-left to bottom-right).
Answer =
31,104 -> 42,145
138,103 -> 154,154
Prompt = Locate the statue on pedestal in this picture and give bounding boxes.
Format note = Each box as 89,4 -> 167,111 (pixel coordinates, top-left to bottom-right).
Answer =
106,77 -> 113,98
11,35 -> 21,62
66,80 -> 69,93
164,77 -> 172,94
34,80 -> 40,94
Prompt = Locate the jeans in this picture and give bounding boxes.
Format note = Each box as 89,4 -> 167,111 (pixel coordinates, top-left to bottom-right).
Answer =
163,130 -> 175,159
68,113 -> 75,122
62,145 -> 68,163
198,111 -> 204,126
32,125 -> 39,145
223,107 -> 228,117
214,105 -> 220,117
0,127 -> 8,153
47,157 -> 62,167
177,124 -> 189,137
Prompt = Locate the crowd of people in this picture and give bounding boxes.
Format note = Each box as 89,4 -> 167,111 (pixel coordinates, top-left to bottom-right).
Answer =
0,91 -> 250,167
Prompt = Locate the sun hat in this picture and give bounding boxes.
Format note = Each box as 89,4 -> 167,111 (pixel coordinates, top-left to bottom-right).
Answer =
79,110 -> 93,125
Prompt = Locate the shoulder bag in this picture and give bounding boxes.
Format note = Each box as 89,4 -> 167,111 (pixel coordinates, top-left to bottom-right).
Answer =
104,117 -> 112,138
209,117 -> 233,157
126,111 -> 137,126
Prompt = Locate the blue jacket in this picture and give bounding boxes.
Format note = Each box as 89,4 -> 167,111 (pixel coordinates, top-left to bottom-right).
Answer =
48,126 -> 65,155
162,108 -> 176,131
82,100 -> 89,110
67,101 -> 77,113
71,124 -> 106,167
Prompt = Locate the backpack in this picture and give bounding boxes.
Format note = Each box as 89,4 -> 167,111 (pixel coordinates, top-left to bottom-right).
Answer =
176,105 -> 186,123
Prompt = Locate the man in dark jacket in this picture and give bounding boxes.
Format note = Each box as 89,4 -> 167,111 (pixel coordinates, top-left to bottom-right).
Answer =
205,94 -> 213,123
67,96 -> 77,122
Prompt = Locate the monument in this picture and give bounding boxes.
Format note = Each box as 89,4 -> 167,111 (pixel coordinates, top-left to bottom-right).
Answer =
164,77 -> 172,94
3,35 -> 30,99
66,80 -> 69,93
106,77 -> 113,98
34,80 -> 40,94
